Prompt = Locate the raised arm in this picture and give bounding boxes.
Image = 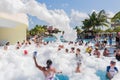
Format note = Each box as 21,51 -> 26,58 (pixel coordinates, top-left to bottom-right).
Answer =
33,57 -> 45,71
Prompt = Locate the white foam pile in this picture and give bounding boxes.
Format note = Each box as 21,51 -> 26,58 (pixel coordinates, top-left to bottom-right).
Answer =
0,42 -> 120,80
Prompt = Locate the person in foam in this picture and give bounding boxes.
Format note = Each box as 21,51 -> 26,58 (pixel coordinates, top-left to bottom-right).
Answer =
4,42 -> 10,50
106,60 -> 119,80
33,56 -> 62,80
16,41 -> 21,49
115,49 -> 120,61
75,48 -> 82,73
93,47 -> 100,58
103,48 -> 110,57
70,47 -> 75,53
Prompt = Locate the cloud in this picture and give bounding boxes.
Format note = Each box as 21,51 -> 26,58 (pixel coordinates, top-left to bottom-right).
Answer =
106,11 -> 115,18
0,0 -> 76,41
70,9 -> 88,27
0,0 -> 25,13
25,0 -> 71,31
0,0 -> 71,30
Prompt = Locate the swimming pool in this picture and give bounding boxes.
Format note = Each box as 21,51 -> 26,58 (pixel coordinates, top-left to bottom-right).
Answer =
43,36 -> 57,42
96,70 -> 109,80
55,74 -> 69,80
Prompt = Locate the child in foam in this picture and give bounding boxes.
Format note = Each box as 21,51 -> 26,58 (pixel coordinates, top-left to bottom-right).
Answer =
106,60 -> 119,80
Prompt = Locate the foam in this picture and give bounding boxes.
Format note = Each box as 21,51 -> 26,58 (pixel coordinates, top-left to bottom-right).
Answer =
0,42 -> 120,80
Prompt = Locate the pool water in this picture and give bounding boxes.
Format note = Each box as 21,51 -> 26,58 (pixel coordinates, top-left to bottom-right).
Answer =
43,36 -> 68,42
96,70 -> 109,80
55,74 -> 69,80
43,36 -> 57,42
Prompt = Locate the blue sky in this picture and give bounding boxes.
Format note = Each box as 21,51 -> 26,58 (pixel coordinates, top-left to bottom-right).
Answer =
37,0 -> 120,13
29,0 -> 120,29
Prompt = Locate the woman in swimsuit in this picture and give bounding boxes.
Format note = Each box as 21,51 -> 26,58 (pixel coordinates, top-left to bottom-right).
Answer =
33,56 -> 61,80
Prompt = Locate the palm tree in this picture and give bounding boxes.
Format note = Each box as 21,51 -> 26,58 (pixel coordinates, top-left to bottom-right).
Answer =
111,11 -> 120,28
111,11 -> 120,22
29,25 -> 47,36
75,26 -> 82,34
96,10 -> 109,28
82,10 -> 108,32
74,26 -> 82,39
82,19 -> 92,31
89,11 -> 98,30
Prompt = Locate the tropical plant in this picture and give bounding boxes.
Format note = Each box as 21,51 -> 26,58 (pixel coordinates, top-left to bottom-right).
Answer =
28,25 -> 61,37
105,28 -> 113,32
82,19 -> 92,31
111,11 -> 120,22
96,10 -> 109,27
29,25 -> 47,36
94,28 -> 104,33
74,26 -> 82,34
82,10 -> 109,32
113,26 -> 120,32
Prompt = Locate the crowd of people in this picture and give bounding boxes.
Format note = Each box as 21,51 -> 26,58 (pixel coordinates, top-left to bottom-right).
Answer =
2,33 -> 120,80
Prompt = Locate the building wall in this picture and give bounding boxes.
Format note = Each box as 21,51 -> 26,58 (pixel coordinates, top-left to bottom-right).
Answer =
0,12 -> 28,45
0,24 -> 27,45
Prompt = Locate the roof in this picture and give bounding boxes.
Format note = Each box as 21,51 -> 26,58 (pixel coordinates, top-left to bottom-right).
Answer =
0,12 -> 28,28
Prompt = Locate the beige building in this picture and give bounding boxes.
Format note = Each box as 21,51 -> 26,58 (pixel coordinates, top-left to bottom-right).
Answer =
0,12 -> 28,45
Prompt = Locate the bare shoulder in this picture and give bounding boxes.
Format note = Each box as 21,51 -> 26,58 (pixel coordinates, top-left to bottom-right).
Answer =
50,67 -> 56,72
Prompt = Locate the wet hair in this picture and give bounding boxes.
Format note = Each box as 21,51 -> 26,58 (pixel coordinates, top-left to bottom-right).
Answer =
46,59 -> 52,69
104,48 -> 107,50
65,49 -> 69,52
28,41 -> 31,45
95,47 -> 98,50
114,50 -> 116,53
75,42 -> 77,44
16,47 -> 19,49
71,47 -> 75,50
76,48 -> 80,52
17,42 -> 20,44
6,42 -> 10,46
110,61 -> 116,65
